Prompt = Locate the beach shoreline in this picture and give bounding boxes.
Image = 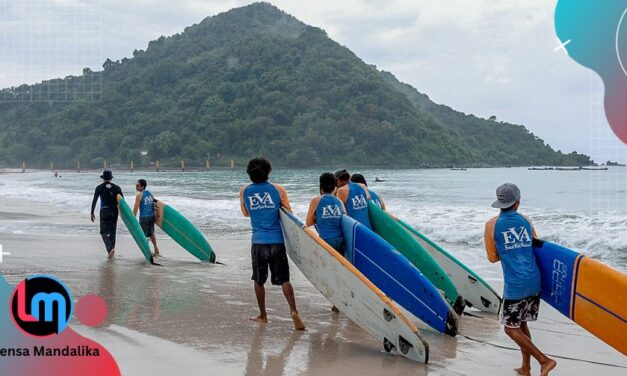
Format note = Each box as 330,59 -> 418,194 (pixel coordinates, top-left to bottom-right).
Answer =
1,195 -> 625,375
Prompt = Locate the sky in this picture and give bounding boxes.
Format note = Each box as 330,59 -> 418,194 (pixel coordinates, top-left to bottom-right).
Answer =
0,0 -> 625,163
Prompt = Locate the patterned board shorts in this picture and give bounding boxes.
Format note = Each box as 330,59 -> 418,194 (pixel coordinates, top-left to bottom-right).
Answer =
501,294 -> 541,328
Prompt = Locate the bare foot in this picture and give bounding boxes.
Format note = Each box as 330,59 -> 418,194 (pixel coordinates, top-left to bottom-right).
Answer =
249,315 -> 268,324
291,312 -> 305,331
514,367 -> 530,376
540,359 -> 557,376
154,248 -> 160,256
331,305 -> 340,313
107,249 -> 115,259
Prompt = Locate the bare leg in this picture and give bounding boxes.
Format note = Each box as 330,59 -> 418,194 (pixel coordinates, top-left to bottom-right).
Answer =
505,327 -> 556,375
281,282 -> 305,330
150,235 -> 160,255
514,322 -> 532,375
250,282 -> 268,323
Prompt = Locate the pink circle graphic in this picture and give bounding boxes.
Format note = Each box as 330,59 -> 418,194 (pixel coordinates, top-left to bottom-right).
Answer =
75,294 -> 108,327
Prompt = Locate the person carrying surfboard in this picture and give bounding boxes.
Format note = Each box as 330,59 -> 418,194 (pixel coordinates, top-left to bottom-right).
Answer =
133,179 -> 160,257
484,183 -> 557,376
334,169 -> 372,229
240,157 -> 305,331
306,172 -> 347,255
306,172 -> 348,313
349,173 -> 386,210
90,169 -> 123,259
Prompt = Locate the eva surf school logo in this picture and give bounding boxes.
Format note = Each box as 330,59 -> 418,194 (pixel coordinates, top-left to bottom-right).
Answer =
351,194 -> 368,210
501,226 -> 532,250
248,192 -> 276,210
10,275 -> 73,337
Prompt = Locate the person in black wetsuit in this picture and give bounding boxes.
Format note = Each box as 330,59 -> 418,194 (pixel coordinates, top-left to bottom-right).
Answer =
91,169 -> 123,258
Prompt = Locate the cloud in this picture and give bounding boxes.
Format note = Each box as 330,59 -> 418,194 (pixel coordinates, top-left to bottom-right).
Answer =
0,0 -> 624,162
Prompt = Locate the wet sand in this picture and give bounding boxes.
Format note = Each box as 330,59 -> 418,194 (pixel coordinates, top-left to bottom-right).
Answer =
0,199 -> 625,375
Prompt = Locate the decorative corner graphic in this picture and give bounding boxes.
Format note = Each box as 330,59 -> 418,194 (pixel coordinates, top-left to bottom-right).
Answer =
555,0 -> 627,144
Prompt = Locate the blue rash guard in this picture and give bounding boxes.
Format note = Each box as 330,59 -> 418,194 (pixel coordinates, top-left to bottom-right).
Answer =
369,190 -> 383,208
494,210 -> 541,300
242,182 -> 286,244
139,190 -> 155,217
315,194 -> 345,241
345,182 -> 372,229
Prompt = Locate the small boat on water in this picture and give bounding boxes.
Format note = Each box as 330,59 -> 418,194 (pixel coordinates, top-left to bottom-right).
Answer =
528,167 -> 554,170
581,167 -> 608,171
450,168 -> 467,171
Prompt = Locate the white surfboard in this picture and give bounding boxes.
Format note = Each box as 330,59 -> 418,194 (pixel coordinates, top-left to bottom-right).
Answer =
397,219 -> 502,314
280,209 -> 429,363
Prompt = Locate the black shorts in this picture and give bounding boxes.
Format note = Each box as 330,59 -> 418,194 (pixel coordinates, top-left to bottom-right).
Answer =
140,216 -> 155,237
501,294 -> 541,328
251,243 -> 290,286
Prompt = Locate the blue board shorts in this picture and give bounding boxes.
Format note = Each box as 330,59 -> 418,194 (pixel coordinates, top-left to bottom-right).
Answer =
501,294 -> 541,328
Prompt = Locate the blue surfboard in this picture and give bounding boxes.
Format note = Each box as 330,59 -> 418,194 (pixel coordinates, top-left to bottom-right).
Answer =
342,215 -> 458,336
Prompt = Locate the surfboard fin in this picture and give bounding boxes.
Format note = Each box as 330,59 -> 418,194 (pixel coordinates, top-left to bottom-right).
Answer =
398,335 -> 413,355
383,338 -> 396,353
383,308 -> 396,322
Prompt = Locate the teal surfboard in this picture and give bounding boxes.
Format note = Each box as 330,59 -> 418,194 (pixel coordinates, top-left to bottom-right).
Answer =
396,219 -> 502,314
117,194 -> 154,264
155,201 -> 216,262
368,202 -> 465,314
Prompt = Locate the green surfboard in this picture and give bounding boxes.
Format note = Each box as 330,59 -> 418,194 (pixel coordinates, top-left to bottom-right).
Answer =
155,201 -> 216,262
396,219 -> 502,314
117,194 -> 154,264
368,201 -> 465,314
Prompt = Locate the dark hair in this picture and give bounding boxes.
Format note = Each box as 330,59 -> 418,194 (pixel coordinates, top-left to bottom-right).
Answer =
137,179 -> 147,188
247,157 -> 272,183
334,169 -> 350,182
350,173 -> 367,186
319,173 -> 337,193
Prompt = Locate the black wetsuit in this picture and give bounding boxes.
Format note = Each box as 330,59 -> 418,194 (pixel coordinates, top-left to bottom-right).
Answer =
91,182 -> 123,253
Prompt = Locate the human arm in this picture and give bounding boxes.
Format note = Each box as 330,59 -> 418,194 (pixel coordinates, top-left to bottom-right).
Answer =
484,217 -> 500,263
274,184 -> 292,213
239,186 -> 249,217
90,186 -> 100,222
305,197 -> 320,227
133,193 -> 141,217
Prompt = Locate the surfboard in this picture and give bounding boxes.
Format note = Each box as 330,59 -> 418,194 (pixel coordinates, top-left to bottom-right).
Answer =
154,201 -> 216,263
116,194 -> 154,264
533,240 -> 626,355
368,202 -> 465,314
342,214 -> 458,336
279,209 -> 429,363
396,218 -> 502,314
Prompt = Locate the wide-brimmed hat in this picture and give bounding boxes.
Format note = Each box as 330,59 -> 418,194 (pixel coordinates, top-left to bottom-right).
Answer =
100,169 -> 114,180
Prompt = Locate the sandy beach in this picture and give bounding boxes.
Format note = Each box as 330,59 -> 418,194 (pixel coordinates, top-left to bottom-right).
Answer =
0,195 -> 625,375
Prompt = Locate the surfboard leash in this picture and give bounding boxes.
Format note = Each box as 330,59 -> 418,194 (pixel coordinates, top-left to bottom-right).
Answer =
460,334 -> 627,369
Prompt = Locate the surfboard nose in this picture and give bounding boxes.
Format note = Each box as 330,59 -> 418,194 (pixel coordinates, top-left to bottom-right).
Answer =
445,311 -> 458,337
452,295 -> 466,315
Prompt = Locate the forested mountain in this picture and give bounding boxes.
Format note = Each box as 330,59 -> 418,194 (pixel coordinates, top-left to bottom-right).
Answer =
0,2 -> 591,168
379,71 -> 591,166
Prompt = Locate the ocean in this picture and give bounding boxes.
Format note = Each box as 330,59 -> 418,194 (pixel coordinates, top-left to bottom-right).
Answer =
1,167 -> 626,274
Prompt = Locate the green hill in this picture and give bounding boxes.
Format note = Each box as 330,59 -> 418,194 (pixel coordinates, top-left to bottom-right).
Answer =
0,2 -> 591,168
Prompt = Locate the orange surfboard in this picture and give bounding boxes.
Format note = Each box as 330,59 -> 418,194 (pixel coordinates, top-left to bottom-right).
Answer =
534,240 -> 626,354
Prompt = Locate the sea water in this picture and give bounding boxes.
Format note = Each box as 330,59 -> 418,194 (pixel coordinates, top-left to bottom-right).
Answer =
1,167 -> 625,273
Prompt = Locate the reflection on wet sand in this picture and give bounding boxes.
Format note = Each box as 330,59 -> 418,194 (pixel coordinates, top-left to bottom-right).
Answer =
2,234 -> 625,375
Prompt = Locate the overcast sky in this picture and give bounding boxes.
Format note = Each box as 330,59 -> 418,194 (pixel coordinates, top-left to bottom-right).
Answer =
1,0 -> 625,163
